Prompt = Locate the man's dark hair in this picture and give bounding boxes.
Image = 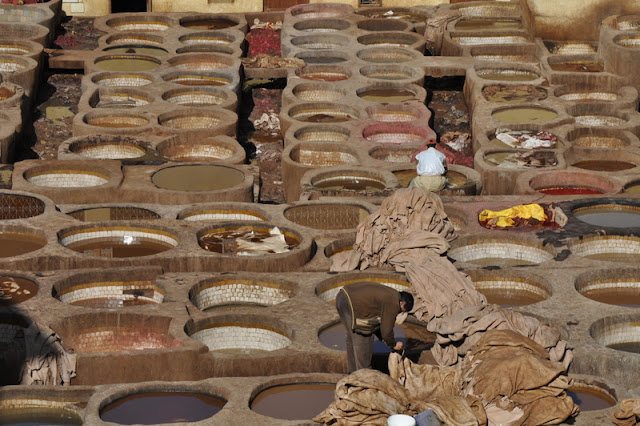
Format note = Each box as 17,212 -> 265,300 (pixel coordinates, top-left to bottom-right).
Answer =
399,291 -> 414,312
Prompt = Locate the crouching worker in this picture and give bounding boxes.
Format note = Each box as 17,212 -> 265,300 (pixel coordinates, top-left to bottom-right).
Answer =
409,143 -> 447,192
335,282 -> 414,373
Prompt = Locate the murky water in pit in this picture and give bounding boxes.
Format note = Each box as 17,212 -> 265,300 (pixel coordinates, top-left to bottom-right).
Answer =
104,46 -> 168,56
358,89 -> 416,102
152,165 -> 245,191
95,57 -> 159,72
251,384 -> 335,420
0,276 -> 37,305
65,239 -> 172,258
0,407 -> 82,425
455,19 -> 521,30
181,19 -> 236,29
581,287 -> 640,307
574,206 -> 640,228
477,288 -> 545,307
0,233 -> 46,257
100,392 -> 225,424
572,160 -> 635,172
537,187 -> 604,195
492,107 -> 558,123
567,388 -> 615,411
314,176 -> 386,192
607,342 -> 640,354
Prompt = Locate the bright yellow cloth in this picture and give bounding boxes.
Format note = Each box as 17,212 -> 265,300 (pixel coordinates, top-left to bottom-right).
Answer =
478,204 -> 547,227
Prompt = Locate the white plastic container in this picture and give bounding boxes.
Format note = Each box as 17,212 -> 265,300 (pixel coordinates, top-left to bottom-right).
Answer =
387,414 -> 416,426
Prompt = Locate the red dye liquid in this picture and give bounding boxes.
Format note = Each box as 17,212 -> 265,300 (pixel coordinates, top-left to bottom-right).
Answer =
538,187 -> 604,195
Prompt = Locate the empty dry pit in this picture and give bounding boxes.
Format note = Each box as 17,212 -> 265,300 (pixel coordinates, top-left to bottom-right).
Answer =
591,315 -> 640,354
102,45 -> 168,57
292,83 -> 346,102
0,399 -> 82,425
24,166 -> 110,187
90,88 -> 152,108
491,106 -> 558,124
572,203 -> 640,228
168,54 -> 234,71
287,143 -> 358,167
323,237 -> 354,259
179,32 -> 237,46
576,269 -> 640,307
59,225 -> 177,258
315,272 -> 410,303
250,382 -> 334,421
293,19 -> 351,32
152,164 -> 245,191
0,275 -> 37,306
67,207 -> 160,221
568,234 -> 640,263
0,228 -> 46,258
162,88 -> 233,107
357,8 -> 427,23
289,3 -> 353,19
180,15 -> 240,30
178,205 -> 267,222
448,237 -> 554,266
162,71 -> 232,87
288,103 -> 359,123
357,47 -> 421,64
105,15 -> 172,31
482,150 -> 558,168
100,389 -> 225,424
52,313 -> 181,354
189,276 -> 295,310
54,270 -> 163,308
104,32 -> 165,47
360,65 -> 422,82
363,123 -> 435,144
156,137 -> 241,162
357,32 -> 424,51
0,193 -> 45,219
357,85 -> 421,103
198,223 -> 301,255
91,72 -> 154,87
527,171 -> 620,195
284,203 -> 369,230
294,51 -> 349,65
82,111 -> 150,129
94,55 -> 161,72
293,125 -> 350,142
158,110 -> 232,130
187,316 -> 291,353
0,22 -> 49,45
67,137 -> 148,159
296,65 -> 351,82
572,113 -> 628,127
466,269 -> 551,306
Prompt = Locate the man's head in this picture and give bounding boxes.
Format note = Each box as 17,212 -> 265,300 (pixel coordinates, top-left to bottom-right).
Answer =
398,291 -> 414,313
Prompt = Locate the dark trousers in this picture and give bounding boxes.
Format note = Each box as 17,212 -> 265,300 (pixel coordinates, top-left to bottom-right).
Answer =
336,290 -> 374,373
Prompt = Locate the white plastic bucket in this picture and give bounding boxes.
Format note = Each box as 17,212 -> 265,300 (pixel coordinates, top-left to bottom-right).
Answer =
387,414 -> 416,426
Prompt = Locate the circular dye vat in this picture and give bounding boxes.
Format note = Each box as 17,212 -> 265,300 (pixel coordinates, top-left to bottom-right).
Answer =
357,88 -> 416,102
152,165 -> 244,191
179,33 -> 235,45
482,84 -> 547,103
357,18 -> 409,32
576,271 -> 640,307
181,18 -> 237,29
198,224 -> 300,255
163,73 -> 231,86
292,85 -> 346,102
559,92 -> 618,102
289,144 -> 358,167
94,90 -> 153,108
567,385 -> 615,412
68,206 -> 159,221
294,126 -> 350,143
106,18 -> 171,31
0,276 -> 37,306
484,151 -> 557,168
290,3 -> 352,19
157,140 -> 237,162
179,208 -> 267,222
103,45 -> 168,57
0,58 -> 27,73
25,169 -> 110,187
489,130 -> 560,149
316,274 -> 410,302
544,41 -> 596,54
319,322 -> 434,354
537,187 -> 604,196
294,52 -> 348,64
476,69 -> 539,81
455,18 -> 521,30
0,42 -> 31,55
289,104 -> 358,123
101,392 -> 225,424
357,47 -> 418,64
324,239 -> 354,258
569,235 -> 640,263
294,19 -> 350,32
364,125 -> 432,144
592,317 -> 640,354
313,175 -> 386,192
159,113 -> 223,129
190,277 -> 294,310
168,55 -> 233,72
69,141 -> 147,159
572,160 -> 635,172
251,383 -> 334,420
0,232 -> 46,257
84,113 -> 149,128
284,204 -> 369,230
298,68 -> 349,82
0,407 -> 83,425
0,194 -> 45,219
0,86 -> 15,100
291,35 -> 349,50
92,73 -> 153,87
625,181 -> 640,194
56,277 -> 164,308
571,135 -> 627,149
469,274 -> 550,307
357,33 -> 421,48
360,10 -> 426,23
574,115 -> 626,127
189,321 -> 291,352
162,89 -> 228,106
550,61 -> 604,72
448,238 -> 554,266
60,226 -> 177,258
492,107 -> 558,123
573,204 -> 640,228
95,55 -> 160,72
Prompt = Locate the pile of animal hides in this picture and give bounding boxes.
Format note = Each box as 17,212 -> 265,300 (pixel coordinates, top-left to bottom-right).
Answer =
321,189 -> 578,425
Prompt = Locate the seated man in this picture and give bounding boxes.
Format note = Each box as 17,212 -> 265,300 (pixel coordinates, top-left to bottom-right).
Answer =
335,281 -> 414,373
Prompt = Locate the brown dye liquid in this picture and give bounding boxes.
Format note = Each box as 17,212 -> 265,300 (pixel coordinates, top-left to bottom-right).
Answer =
492,107 -> 558,123
607,342 -> 640,354
365,71 -> 411,80
301,57 -> 346,64
538,187 -> 603,195
71,297 -> 157,308
296,113 -> 353,123
199,228 -> 299,254
574,208 -> 640,228
314,177 -> 385,191
0,407 -> 82,425
581,288 -> 640,307
572,160 -> 635,172
65,239 -> 172,258
181,19 -> 236,29
455,19 -> 521,30
567,388 -> 615,411
358,89 -> 415,102
0,87 -> 15,100
168,77 -> 229,86
478,288 -> 545,307
477,71 -> 539,81
95,58 -> 159,72
104,46 -> 168,56
300,72 -> 348,82
251,384 -> 335,420
152,165 -> 244,191
550,61 -> 604,72
100,392 -> 225,424
0,276 -> 37,306
393,169 -> 417,187
482,85 -> 547,103
0,233 -> 46,257
626,183 -> 640,194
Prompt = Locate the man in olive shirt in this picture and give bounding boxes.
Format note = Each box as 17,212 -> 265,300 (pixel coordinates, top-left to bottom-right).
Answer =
336,281 -> 414,373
